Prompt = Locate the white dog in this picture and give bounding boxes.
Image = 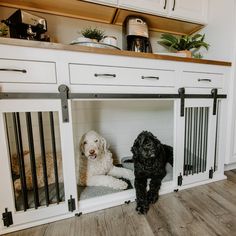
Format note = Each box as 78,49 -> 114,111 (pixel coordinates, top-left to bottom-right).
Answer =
78,130 -> 134,190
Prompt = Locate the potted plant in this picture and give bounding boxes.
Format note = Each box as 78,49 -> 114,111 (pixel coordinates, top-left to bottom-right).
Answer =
79,27 -> 105,43
158,33 -> 210,58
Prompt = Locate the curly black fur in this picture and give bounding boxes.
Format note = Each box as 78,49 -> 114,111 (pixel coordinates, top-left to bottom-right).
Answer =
131,131 -> 173,214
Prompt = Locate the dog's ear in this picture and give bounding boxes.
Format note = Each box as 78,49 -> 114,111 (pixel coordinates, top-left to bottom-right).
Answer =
100,136 -> 109,153
79,134 -> 86,155
131,138 -> 139,156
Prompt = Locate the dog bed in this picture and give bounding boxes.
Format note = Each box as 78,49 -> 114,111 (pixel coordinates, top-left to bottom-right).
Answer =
121,156 -> 173,182
16,174 -> 133,210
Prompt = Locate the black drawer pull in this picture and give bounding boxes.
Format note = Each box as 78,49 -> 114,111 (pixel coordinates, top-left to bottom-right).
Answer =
198,79 -> 212,82
0,68 -> 27,73
142,76 -> 159,80
94,73 -> 116,78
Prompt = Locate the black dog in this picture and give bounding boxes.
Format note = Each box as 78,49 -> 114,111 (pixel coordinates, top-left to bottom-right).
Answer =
131,131 -> 173,214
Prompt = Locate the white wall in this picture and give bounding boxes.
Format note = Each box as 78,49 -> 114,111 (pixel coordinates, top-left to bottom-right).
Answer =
72,100 -> 174,161
199,0 -> 235,61
0,1 -> 235,61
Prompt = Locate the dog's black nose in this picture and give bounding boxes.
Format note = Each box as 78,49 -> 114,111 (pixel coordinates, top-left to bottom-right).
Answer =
89,149 -> 95,155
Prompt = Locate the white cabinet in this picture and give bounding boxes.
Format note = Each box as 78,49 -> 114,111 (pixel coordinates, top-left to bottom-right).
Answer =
118,0 -> 208,24
169,0 -> 208,24
118,0 -> 169,16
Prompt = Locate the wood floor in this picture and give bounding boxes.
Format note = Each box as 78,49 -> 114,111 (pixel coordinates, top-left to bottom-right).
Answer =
5,170 -> 236,236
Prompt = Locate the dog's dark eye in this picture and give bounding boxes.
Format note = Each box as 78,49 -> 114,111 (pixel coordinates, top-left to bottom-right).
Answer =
95,140 -> 98,143
83,141 -> 87,145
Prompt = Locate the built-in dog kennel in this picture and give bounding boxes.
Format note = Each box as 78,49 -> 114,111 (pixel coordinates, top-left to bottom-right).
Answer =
0,93 -> 225,233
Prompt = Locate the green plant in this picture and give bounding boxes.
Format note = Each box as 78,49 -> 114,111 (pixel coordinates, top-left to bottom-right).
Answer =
80,27 -> 105,42
158,33 -> 210,53
0,23 -> 8,37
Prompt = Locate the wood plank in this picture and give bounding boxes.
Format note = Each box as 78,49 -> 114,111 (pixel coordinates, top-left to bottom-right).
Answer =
0,38 -> 232,67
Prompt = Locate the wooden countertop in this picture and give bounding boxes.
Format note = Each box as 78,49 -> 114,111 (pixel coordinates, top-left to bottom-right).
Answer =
0,38 -> 232,67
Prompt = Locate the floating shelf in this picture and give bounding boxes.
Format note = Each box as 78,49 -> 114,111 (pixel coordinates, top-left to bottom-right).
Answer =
0,0 -> 204,35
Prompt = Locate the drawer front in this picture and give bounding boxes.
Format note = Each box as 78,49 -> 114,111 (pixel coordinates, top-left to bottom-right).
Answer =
182,71 -> 224,88
69,64 -> 175,87
0,59 -> 56,84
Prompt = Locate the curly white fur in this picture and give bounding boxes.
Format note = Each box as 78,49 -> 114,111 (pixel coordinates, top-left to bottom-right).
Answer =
77,130 -> 134,190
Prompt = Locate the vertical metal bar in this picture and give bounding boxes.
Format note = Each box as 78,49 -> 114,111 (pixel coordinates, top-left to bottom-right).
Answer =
13,113 -> 28,211
38,112 -> 50,206
26,112 -> 39,208
214,103 -> 219,171
189,107 -> 193,175
199,107 -> 203,173
204,108 -> 209,171
186,108 -> 190,176
192,107 -> 197,174
196,108 -> 200,174
49,112 -> 60,203
184,108 -> 187,175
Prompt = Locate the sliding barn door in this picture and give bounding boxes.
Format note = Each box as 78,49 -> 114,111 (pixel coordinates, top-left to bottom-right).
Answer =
0,100 -> 77,231
175,99 -> 217,186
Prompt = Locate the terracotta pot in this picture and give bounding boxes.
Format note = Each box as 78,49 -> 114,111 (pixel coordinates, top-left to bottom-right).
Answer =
177,50 -> 192,58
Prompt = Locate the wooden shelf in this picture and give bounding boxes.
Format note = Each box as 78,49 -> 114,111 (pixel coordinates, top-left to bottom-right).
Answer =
0,0 -> 204,35
113,9 -> 204,35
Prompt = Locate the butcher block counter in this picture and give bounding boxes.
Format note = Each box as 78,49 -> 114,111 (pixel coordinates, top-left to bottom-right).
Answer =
0,38 -> 232,67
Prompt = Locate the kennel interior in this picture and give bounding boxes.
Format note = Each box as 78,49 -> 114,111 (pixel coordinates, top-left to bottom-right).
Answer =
71,100 -> 174,203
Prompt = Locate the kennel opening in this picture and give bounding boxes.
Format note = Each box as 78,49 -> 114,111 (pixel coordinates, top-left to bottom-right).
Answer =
71,99 -> 174,202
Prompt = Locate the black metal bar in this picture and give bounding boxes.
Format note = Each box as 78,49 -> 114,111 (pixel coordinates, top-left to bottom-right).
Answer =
0,92 -> 227,100
38,112 -> 50,206
186,108 -> 191,176
26,112 -> 39,208
196,107 -> 200,174
13,113 -> 28,211
189,107 -> 193,175
0,93 -> 60,99
163,0 -> 167,9
214,103 -> 219,171
199,108 -> 203,173
205,108 -> 209,171
183,108 -> 187,175
193,108 -> 197,174
203,108 -> 209,171
212,89 -> 218,115
172,0 -> 176,10
178,88 -> 185,117
49,112 -> 60,203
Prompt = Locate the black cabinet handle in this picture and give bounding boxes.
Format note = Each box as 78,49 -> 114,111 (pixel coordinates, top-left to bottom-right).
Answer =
0,68 -> 27,73
141,76 -> 159,80
172,0 -> 176,10
198,79 -> 212,82
164,0 -> 167,9
94,73 -> 116,78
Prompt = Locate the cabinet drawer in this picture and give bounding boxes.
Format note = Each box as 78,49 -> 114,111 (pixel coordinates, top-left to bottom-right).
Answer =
182,71 -> 224,88
69,64 -> 175,87
0,59 -> 56,84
